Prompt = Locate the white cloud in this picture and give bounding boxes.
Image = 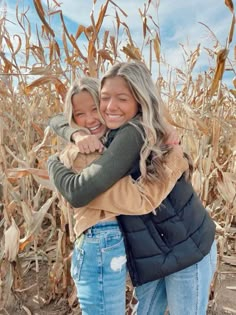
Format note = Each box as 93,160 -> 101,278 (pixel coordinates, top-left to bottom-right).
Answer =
156,0 -> 235,86
2,0 -> 235,87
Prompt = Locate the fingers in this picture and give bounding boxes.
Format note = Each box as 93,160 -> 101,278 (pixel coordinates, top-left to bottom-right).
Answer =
75,135 -> 104,154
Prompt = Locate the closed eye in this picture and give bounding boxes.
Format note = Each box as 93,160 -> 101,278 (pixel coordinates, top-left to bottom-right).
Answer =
101,97 -> 110,101
74,112 -> 84,117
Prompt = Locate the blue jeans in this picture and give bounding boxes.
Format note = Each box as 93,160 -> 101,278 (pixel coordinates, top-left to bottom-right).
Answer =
135,241 -> 217,315
71,221 -> 127,315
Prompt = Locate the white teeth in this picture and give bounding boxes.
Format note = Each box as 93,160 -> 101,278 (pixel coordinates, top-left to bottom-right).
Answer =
107,114 -> 121,118
89,125 -> 100,131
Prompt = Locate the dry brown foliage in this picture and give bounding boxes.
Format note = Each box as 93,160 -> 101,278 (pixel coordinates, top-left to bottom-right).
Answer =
0,0 -> 235,314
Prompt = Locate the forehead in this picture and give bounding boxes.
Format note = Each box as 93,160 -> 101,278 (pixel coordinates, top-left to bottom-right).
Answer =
101,76 -> 130,93
72,91 -> 95,110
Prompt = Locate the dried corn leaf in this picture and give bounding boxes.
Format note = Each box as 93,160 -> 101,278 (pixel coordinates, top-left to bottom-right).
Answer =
102,30 -> 109,49
183,104 -> 209,134
121,43 -> 142,60
30,45 -> 45,64
62,31 -> 70,61
226,286 -> 236,291
29,65 -> 52,75
192,169 -> 202,195
87,40 -> 97,77
217,171 -> 236,205
4,218 -> 20,262
229,89 -> 236,97
33,0 -> 55,37
19,193 -> 57,251
95,0 -> 109,37
69,34 -> 87,61
33,174 -> 55,190
233,77 -> 236,88
24,76 -> 67,99
153,31 -> 161,63
222,254 -> 236,265
68,285 -> 78,307
4,36 -> 14,53
33,125 -> 51,152
202,148 -> 213,175
209,48 -> 229,97
111,1 -> 128,18
7,168 -> 49,180
142,16 -> 147,38
75,24 -> 86,40
189,44 -> 201,72
228,13 -> 235,45
225,0 -> 234,13
0,261 -> 13,310
212,118 -> 221,158
98,49 -> 113,63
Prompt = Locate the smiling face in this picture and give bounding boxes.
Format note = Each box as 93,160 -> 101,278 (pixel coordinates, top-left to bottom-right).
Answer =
72,90 -> 107,139
100,76 -> 139,129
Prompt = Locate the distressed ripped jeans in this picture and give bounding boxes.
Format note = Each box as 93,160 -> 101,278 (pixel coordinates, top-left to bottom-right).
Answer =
71,221 -> 127,315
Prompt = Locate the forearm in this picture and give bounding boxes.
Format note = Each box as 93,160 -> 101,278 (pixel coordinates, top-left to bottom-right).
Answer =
49,113 -> 79,142
48,123 -> 144,207
86,146 -> 188,215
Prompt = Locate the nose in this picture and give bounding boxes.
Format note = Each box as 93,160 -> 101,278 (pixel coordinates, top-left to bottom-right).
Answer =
106,98 -> 117,112
85,113 -> 96,126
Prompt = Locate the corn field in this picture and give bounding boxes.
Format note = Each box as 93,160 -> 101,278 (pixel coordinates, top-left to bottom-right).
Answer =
0,0 -> 235,314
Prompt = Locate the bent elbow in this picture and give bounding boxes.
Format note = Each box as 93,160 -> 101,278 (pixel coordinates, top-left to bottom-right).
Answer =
69,193 -> 88,208
70,199 -> 81,208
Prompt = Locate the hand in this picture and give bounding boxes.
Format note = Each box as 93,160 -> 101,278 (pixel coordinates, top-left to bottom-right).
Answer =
165,125 -> 180,145
72,132 -> 104,154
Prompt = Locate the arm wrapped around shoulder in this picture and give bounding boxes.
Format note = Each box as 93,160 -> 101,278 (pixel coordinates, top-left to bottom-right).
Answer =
86,145 -> 189,215
163,145 -> 190,183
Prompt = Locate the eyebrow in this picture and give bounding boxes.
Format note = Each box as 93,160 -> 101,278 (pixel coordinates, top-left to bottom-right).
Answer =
101,92 -> 129,96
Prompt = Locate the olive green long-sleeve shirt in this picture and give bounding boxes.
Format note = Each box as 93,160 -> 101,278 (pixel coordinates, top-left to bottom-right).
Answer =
49,113 -> 80,142
48,114 -> 188,210
58,142 -> 188,236
48,119 -> 144,207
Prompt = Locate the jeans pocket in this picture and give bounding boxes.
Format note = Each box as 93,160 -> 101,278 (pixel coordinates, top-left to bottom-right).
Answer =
71,242 -> 85,282
103,232 -> 124,252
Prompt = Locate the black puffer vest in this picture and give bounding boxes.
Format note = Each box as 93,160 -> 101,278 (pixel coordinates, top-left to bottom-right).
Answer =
106,128 -> 216,287
118,176 -> 216,287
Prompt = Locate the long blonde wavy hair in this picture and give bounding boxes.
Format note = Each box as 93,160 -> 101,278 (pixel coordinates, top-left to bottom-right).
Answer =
100,61 -> 172,182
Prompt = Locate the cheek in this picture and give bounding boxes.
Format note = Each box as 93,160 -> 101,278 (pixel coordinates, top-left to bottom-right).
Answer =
99,102 -> 106,114
131,103 -> 139,117
92,112 -> 103,123
133,103 -> 139,114
73,116 -> 84,127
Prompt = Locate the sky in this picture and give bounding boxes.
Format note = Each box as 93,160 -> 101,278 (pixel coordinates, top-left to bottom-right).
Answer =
2,0 -> 236,88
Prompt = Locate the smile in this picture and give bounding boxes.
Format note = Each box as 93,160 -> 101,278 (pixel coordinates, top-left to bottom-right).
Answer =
89,125 -> 101,131
105,114 -> 122,119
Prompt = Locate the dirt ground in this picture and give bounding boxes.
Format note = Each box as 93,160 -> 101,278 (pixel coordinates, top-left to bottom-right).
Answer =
1,262 -> 235,315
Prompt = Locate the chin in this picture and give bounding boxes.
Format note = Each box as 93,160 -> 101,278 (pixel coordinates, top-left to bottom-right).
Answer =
106,121 -> 121,129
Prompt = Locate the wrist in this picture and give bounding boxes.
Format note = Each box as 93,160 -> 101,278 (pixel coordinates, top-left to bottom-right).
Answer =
71,130 -> 88,143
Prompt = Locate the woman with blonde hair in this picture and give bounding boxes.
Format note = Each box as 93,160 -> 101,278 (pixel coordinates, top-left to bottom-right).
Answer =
49,61 -> 216,315
51,75 -> 188,315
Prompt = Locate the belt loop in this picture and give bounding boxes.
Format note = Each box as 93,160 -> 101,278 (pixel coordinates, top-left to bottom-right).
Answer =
75,233 -> 85,248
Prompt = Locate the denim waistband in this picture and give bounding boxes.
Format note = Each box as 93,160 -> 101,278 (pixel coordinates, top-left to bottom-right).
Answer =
84,221 -> 119,235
